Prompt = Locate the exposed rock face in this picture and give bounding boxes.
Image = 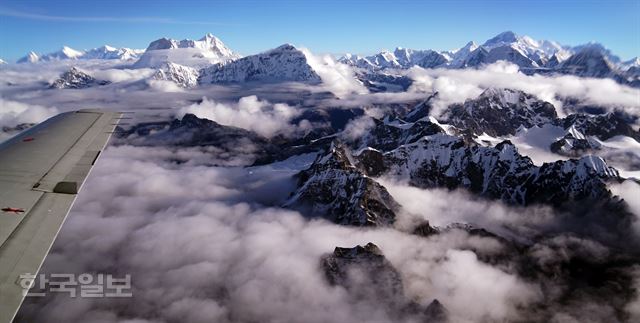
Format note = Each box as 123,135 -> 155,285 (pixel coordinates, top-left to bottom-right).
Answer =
122,113 -> 267,146
459,46 -> 490,68
550,133 -> 601,156
556,47 -> 616,78
445,88 -> 557,136
50,67 -> 110,89
117,114 -> 277,164
321,242 -> 448,322
484,45 -> 537,68
354,118 -> 444,151
285,142 -> 399,226
356,134 -> 621,207
559,113 -> 640,142
356,72 -> 413,92
403,93 -> 437,123
322,243 -> 404,301
549,113 -> 640,156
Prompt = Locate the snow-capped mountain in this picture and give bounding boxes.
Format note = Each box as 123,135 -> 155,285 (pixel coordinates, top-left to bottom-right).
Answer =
396,48 -> 450,68
43,46 -> 84,60
571,42 -> 622,64
284,142 -> 399,226
338,31 -> 635,86
456,46 -> 489,68
151,62 -> 200,88
357,133 -> 620,206
0,59 -> 6,64
444,88 -> 558,136
338,53 -> 377,70
198,44 -> 322,84
133,33 -> 239,68
340,47 -> 450,70
17,45 -> 142,63
448,41 -> 479,67
17,51 -> 40,63
550,113 -> 640,156
49,67 -> 110,89
557,46 -> 614,77
353,118 -> 444,151
481,31 -> 567,60
560,113 -> 640,142
82,45 -> 143,60
340,31 -> 570,70
621,57 -> 640,70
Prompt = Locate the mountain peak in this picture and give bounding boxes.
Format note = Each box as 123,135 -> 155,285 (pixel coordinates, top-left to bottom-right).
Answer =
273,43 -> 299,51
463,41 -> 477,48
200,33 -> 217,40
59,46 -> 83,58
136,34 -> 238,68
571,42 -> 620,63
484,31 -> 519,46
17,51 -> 40,63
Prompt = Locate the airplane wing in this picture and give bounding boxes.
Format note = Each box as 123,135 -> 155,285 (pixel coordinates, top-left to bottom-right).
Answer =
0,109 -> 121,322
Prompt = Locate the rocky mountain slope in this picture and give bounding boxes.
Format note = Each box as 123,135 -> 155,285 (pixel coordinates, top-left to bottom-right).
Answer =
198,44 -> 322,84
284,142 -> 399,226
321,242 -> 448,322
445,88 -> 558,136
49,67 -> 110,89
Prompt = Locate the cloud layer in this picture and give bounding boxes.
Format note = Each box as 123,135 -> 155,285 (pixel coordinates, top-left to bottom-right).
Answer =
0,98 -> 59,141
17,145 -> 546,323
406,61 -> 640,117
177,95 -> 308,138
302,48 -> 369,98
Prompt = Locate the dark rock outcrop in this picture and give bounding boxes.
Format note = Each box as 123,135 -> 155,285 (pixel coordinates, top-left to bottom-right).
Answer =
285,142 -> 399,226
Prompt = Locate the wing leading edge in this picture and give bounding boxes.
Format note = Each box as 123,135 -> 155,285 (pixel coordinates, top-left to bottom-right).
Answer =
0,110 -> 121,322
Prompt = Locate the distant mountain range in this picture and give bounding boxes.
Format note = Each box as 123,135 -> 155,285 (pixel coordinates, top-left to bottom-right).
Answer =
11,31 -> 640,89
339,31 -> 637,71
16,45 -> 144,63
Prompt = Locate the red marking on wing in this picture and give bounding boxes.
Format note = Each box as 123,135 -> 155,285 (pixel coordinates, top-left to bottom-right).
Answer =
22,137 -> 35,142
1,207 -> 25,213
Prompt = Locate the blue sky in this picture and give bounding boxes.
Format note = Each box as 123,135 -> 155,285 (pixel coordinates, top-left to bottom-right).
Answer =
0,0 -> 638,62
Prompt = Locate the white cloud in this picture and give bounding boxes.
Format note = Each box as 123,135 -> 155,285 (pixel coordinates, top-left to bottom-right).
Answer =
177,95 -> 303,138
340,115 -> 375,141
0,98 -> 59,129
92,68 -> 155,83
18,145 -> 544,323
610,181 -> 640,235
302,48 -> 368,98
380,178 -> 557,241
146,79 -> 184,92
626,267 -> 640,322
406,61 -> 640,117
427,249 -> 541,320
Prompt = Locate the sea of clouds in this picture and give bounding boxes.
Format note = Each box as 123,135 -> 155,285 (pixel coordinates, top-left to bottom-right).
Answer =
1,57 -> 639,323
